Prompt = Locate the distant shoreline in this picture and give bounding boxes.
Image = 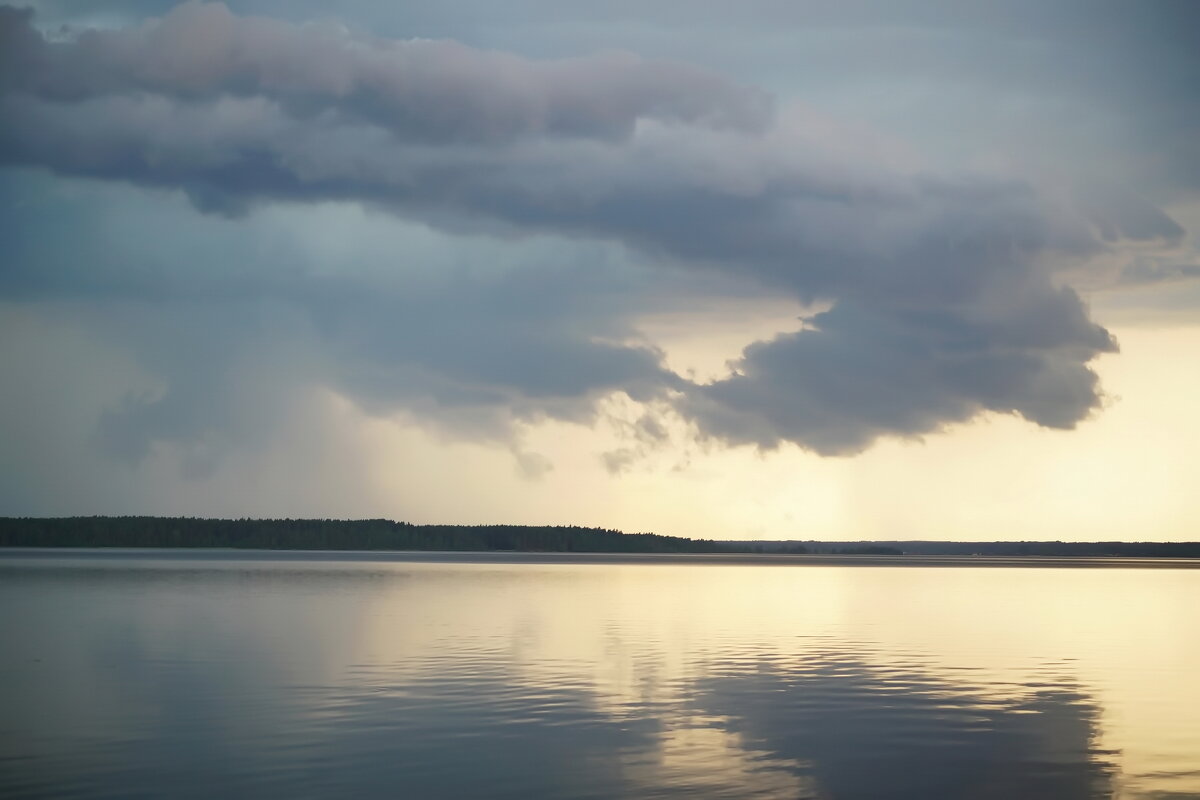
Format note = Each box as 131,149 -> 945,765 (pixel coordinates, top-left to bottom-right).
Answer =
2,547 -> 1199,569
2,517 -> 1199,560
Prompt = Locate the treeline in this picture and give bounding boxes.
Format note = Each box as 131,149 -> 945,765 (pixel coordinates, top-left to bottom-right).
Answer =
0,516 -> 741,553
741,540 -> 1200,558
5,519 -> 1196,557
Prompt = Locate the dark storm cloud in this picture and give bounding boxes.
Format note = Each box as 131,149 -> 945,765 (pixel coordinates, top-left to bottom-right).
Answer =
684,295 -> 1111,455
0,3 -> 1186,456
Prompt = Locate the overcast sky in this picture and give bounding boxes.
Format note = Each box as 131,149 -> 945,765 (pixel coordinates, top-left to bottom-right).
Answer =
2,1 -> 1198,540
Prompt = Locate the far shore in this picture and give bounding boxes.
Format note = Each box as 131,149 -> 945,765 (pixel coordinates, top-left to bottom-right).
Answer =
3,547 -> 1199,569
4,517 -> 1199,562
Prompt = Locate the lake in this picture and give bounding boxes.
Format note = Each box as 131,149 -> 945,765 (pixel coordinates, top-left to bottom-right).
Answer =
2,550 -> 1198,799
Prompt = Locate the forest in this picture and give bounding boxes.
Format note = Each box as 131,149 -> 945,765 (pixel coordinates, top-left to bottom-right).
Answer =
3,518 -> 1197,557
0,516 -> 745,553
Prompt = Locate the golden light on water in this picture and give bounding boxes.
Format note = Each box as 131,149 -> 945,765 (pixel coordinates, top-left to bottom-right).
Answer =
344,561 -> 1200,796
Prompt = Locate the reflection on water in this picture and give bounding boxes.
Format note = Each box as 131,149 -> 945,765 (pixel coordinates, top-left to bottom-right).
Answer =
1,552 -> 1197,799
696,654 -> 1114,799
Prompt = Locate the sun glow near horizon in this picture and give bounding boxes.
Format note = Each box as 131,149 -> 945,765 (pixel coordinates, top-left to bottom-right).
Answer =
342,321 -> 1200,543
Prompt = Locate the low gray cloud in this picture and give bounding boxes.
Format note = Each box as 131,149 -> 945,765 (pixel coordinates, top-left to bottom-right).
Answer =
1,3 -> 771,143
684,294 -> 1113,455
0,2 -> 1193,464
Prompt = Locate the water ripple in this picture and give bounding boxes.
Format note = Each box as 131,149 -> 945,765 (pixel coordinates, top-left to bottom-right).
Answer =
2,552 -> 1198,798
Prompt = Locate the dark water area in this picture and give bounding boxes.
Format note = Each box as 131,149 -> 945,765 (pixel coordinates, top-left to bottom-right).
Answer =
2,551 -> 1197,799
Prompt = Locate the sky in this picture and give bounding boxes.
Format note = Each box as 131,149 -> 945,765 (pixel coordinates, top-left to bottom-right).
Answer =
2,1 -> 1198,541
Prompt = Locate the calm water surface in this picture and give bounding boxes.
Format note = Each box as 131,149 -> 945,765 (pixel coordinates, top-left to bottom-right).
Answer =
1,550 -> 1198,799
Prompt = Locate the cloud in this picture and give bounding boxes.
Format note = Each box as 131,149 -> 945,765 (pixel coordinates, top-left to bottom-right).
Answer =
0,169 -> 686,475
683,295 -> 1113,455
1,2 -> 771,143
1075,186 -> 1186,245
0,2 -> 1189,462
